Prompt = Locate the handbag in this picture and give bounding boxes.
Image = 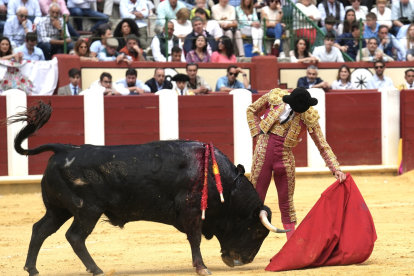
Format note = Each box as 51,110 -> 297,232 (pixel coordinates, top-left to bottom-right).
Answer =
398,2 -> 412,25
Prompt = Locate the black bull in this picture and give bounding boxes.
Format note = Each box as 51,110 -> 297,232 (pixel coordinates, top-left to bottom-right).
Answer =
8,101 -> 286,276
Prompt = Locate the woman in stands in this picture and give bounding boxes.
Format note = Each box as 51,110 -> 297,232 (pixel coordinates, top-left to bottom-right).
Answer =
289,38 -> 318,63
236,0 -> 264,55
194,8 -> 223,40
211,36 -> 237,62
186,34 -> 211,62
337,9 -> 356,35
401,23 -> 414,52
293,0 -> 321,45
113,19 -> 141,51
172,8 -> 193,44
0,37 -> 22,61
331,64 -> 355,90
261,0 -> 284,50
89,24 -> 112,57
73,38 -> 98,61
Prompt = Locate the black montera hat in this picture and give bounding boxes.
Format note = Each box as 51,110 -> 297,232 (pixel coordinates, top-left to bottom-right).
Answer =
282,88 -> 318,113
172,74 -> 190,82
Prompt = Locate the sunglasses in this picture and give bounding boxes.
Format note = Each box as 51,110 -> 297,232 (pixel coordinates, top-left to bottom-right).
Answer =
19,14 -> 28,18
229,72 -> 239,77
375,66 -> 384,69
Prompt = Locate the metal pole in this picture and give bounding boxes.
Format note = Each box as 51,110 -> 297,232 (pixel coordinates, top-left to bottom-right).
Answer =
263,17 -> 267,55
63,14 -> 67,54
164,17 -> 169,61
359,18 -> 363,62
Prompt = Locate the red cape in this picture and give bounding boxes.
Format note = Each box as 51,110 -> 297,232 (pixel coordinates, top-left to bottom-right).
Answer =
266,173 -> 377,272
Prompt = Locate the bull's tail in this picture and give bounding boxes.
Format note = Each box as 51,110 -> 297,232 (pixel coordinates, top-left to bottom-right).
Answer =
4,101 -> 66,156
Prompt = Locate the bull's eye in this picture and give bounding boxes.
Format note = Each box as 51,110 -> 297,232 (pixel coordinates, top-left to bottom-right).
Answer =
253,229 -> 263,239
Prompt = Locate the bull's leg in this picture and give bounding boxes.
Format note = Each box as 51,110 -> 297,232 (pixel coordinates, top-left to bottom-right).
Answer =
65,211 -> 103,276
24,208 -> 73,276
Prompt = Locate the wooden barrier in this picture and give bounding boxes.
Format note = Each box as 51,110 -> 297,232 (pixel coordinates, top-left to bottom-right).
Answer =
401,90 -> 414,173
0,97 -> 7,176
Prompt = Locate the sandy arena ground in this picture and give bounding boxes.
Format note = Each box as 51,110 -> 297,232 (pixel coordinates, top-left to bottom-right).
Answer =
0,172 -> 413,276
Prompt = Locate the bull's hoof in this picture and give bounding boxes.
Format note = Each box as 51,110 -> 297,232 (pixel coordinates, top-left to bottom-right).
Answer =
221,255 -> 234,267
234,260 -> 243,266
196,268 -> 212,275
24,266 -> 39,276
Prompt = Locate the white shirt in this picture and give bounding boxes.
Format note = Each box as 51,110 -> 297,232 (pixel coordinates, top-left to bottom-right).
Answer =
205,20 -> 223,39
172,82 -> 190,95
371,7 -> 392,28
312,45 -> 345,62
90,40 -> 104,55
171,19 -> 192,38
211,3 -> 236,24
150,34 -> 185,62
3,16 -> 33,47
405,82 -> 414,89
294,3 -> 321,29
67,0 -> 92,9
331,80 -> 355,90
345,6 -> 368,21
119,0 -> 149,28
7,0 -> 42,24
87,79 -> 130,95
115,78 -> 151,92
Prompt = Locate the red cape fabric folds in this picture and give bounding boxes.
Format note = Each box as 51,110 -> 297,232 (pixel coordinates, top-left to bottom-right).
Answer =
266,173 -> 377,272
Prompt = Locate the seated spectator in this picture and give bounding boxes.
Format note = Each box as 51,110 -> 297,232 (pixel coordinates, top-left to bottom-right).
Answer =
317,0 -> 345,28
172,73 -> 191,95
186,63 -> 211,94
38,0 -> 79,39
58,68 -> 81,95
215,65 -> 249,92
194,8 -> 222,40
377,25 -> 406,61
86,72 -> 129,96
37,3 -> 73,60
13,32 -> 45,60
155,0 -> 186,34
190,0 -> 210,19
119,0 -> 149,49
0,2 -> 5,34
3,6 -> 32,47
261,0 -> 284,51
407,47 -> 414,61
364,12 -> 379,39
113,18 -> 140,52
356,37 -> 394,61
67,0 -> 109,31
73,38 -> 99,61
391,0 -> 414,36
397,69 -> 414,90
312,33 -> 344,62
289,38 -> 318,63
98,38 -> 132,65
184,16 -> 217,55
212,0 -> 245,57
179,0 -> 197,10
228,0 -> 241,7
7,0 -> 41,25
313,15 -> 338,48
186,34 -> 211,62
236,0 -> 264,54
119,34 -> 145,61
334,21 -> 366,61
171,8 -> 192,43
294,0 -> 321,44
297,65 -> 331,89
211,35 -> 237,62
170,45 -> 184,61
337,9 -> 356,35
331,64 -> 356,89
116,68 -> 151,94
145,68 -> 173,92
366,60 -> 394,89
371,0 -> 391,29
345,0 -> 368,21
0,36 -> 23,61
89,24 -> 112,57
400,23 -> 414,52
151,21 -> 185,62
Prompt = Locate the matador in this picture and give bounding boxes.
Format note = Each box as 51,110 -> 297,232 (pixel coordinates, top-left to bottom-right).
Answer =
246,87 -> 347,239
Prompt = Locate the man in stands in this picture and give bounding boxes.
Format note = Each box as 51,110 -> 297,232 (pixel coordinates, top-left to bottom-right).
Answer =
37,3 -> 73,60
334,21 -> 366,61
7,0 -> 41,25
313,15 -> 338,48
58,68 -> 82,95
312,33 -> 344,62
391,0 -> 414,35
119,0 -> 149,49
170,45 -> 184,61
363,12 -> 379,39
119,34 -> 145,61
366,60 -> 394,89
155,0 -> 186,34
397,69 -> 414,90
87,72 -> 130,96
215,65 -> 249,92
356,37 -> 394,61
151,21 -> 185,62
116,68 -> 151,95
67,0 -> 108,31
186,63 -> 211,94
377,25 -> 406,61
98,37 -> 132,65
184,16 -> 217,55
145,68 -> 173,92
13,32 -> 45,60
297,65 -> 330,90
317,0 -> 345,28
3,6 -> 32,47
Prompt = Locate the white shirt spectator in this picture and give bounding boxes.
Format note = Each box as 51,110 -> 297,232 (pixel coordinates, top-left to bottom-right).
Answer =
3,16 -> 33,47
116,78 -> 151,92
293,3 -> 321,29
87,79 -> 130,95
119,0 -> 149,28
150,34 -> 185,62
331,80 -> 355,89
205,20 -> 223,39
211,2 -> 236,25
391,0 -> 414,22
90,40 -> 105,54
171,19 -> 192,38
67,0 -> 91,9
345,6 -> 368,20
312,45 -> 345,62
317,1 -> 345,26
371,7 -> 392,28
7,0 -> 42,24
13,43 -> 45,60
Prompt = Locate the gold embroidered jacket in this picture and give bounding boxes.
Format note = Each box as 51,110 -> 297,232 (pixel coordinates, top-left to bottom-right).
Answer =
246,88 -> 340,173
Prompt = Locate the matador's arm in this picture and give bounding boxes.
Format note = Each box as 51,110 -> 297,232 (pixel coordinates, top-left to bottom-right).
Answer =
246,93 -> 269,138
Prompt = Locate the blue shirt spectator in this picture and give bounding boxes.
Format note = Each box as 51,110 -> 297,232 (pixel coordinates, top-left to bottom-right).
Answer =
116,77 -> 151,93
156,0 -> 186,26
228,0 -> 240,7
215,75 -> 245,91
377,25 -> 406,61
7,0 -> 42,24
391,0 -> 414,34
13,36 -> 45,61
3,8 -> 32,47
366,61 -> 394,89
363,22 -> 379,39
334,23 -> 366,61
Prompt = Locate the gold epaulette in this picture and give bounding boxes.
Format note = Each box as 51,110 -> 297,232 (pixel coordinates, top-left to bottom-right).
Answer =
268,88 -> 289,106
301,107 -> 320,132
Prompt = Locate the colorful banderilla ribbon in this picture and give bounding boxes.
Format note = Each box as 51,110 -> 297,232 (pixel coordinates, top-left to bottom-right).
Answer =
201,144 -> 210,220
210,142 -> 224,203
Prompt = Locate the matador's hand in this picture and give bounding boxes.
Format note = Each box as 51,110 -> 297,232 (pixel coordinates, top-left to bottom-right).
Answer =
335,171 -> 346,183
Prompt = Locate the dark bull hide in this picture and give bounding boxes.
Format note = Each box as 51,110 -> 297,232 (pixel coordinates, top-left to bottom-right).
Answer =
7,101 -> 286,276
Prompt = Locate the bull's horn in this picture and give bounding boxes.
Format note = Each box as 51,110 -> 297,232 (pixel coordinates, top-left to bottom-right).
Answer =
259,210 -> 290,233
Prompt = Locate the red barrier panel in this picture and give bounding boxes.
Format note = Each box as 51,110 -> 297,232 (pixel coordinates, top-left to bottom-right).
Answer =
104,95 -> 159,145
178,95 -> 234,162
326,92 -> 382,166
28,96 -> 84,175
401,90 -> 414,173
0,97 -> 7,176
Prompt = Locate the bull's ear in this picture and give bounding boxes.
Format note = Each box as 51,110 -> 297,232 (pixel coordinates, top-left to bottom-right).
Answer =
236,164 -> 245,175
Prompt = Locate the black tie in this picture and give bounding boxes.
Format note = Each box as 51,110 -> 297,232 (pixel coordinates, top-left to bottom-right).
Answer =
181,90 -> 184,95
74,87 -> 77,95
281,110 -> 294,125
410,85 -> 413,89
